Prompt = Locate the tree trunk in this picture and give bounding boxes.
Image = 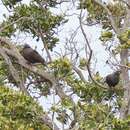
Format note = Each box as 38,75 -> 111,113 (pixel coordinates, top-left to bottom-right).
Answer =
120,0 -> 130,118
120,49 -> 130,118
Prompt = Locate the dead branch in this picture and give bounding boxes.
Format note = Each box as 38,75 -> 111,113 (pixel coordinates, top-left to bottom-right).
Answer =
38,27 -> 52,62
72,65 -> 87,83
79,10 -> 107,89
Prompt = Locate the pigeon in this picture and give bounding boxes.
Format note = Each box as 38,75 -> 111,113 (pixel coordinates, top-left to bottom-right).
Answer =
105,71 -> 121,87
21,44 -> 46,66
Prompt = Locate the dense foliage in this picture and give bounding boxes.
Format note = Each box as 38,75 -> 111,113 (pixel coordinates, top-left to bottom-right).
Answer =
0,86 -> 50,130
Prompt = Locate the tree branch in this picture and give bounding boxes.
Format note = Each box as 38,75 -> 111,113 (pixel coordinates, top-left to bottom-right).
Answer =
0,47 -> 29,94
79,11 -> 107,89
72,65 -> 87,83
93,0 -> 121,34
39,114 -> 60,130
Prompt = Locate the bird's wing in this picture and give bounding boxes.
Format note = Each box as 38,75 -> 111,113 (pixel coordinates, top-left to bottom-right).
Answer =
26,48 -> 46,65
33,50 -> 39,55
30,50 -> 44,61
105,74 -> 112,83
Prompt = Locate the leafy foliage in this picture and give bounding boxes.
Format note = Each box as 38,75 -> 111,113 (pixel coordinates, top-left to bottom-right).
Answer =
2,0 -> 21,9
118,30 -> 130,44
79,0 -> 126,30
50,57 -> 72,78
1,0 -> 67,50
100,31 -> 113,42
0,86 -> 50,130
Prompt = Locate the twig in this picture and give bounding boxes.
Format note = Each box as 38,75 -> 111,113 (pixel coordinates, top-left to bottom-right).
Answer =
72,65 -> 87,83
79,10 -> 107,89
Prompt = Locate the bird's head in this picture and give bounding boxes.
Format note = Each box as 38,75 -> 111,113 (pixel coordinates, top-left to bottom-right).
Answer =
114,70 -> 121,76
23,44 -> 30,48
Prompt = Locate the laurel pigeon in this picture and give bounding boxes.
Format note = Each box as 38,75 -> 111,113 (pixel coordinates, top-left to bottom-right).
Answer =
21,44 -> 46,66
105,71 -> 121,87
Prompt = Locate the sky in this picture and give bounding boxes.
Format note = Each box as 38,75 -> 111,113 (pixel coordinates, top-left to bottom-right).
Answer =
0,0 -> 117,128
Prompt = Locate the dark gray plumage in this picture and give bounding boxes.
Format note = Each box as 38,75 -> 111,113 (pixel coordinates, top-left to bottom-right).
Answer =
16,0 -> 22,2
21,44 -> 46,66
105,71 -> 121,87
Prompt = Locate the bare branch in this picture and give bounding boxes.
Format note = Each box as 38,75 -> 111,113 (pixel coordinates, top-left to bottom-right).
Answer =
79,10 -> 107,89
38,27 -> 52,62
30,23 -> 52,62
72,65 -> 87,83
79,11 -> 92,52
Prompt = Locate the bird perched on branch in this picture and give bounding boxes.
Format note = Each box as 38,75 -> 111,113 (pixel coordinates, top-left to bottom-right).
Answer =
105,71 -> 121,87
21,44 -> 47,66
